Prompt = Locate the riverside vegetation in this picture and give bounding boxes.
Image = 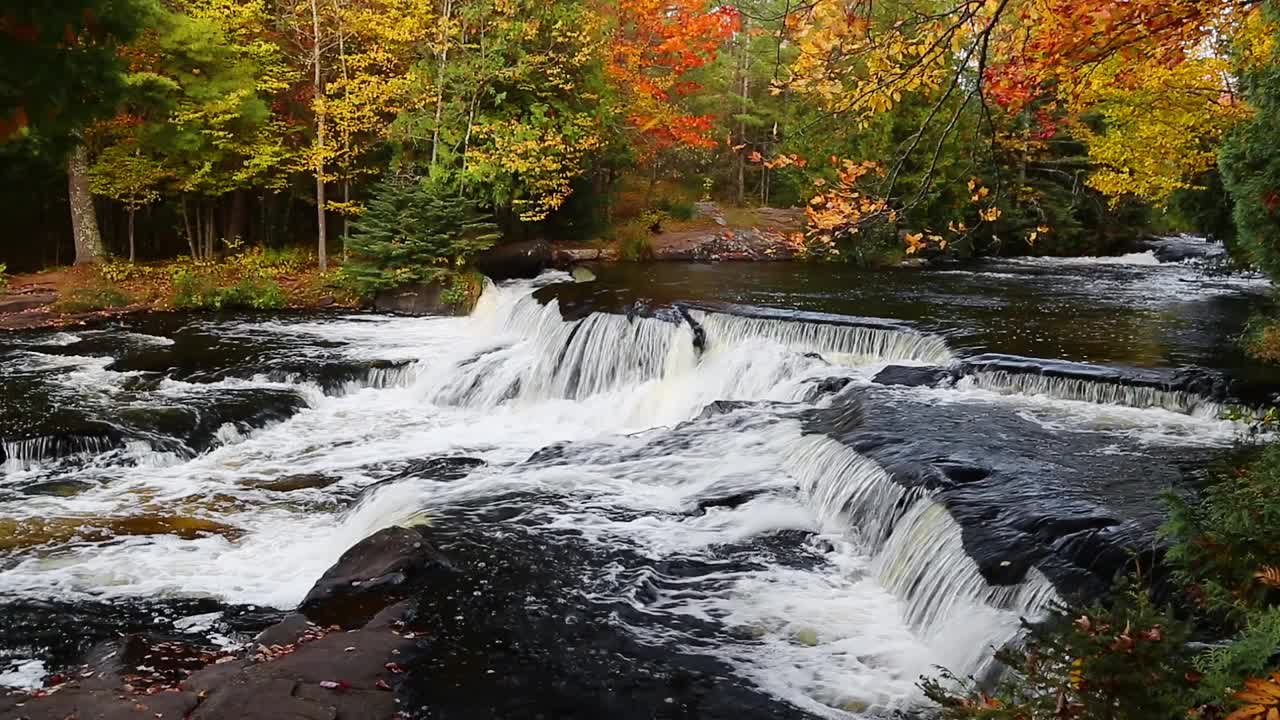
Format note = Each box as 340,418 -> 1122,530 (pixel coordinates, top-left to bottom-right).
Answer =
5,1 -> 1280,718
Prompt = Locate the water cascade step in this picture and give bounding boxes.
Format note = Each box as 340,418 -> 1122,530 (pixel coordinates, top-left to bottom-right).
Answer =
957,353 -> 1229,417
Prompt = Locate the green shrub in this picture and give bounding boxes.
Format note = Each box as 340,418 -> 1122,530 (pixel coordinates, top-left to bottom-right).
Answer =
229,246 -> 311,279
441,271 -> 483,309
56,285 -> 133,313
344,175 -> 501,298
667,199 -> 696,221
615,219 -> 654,261
1162,443 -> 1280,625
172,270 -> 285,310
0,262 -> 8,291
171,270 -> 221,309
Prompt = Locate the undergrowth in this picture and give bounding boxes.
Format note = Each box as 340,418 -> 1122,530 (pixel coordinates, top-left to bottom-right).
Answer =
1243,316 -> 1280,363
172,271 -> 286,310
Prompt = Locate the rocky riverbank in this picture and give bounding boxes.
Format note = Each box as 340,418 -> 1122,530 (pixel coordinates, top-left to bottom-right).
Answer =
0,527 -> 434,720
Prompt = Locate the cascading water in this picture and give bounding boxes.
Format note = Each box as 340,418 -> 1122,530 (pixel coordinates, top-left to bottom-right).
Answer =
0,273 -> 1257,716
696,311 -> 955,366
1,434 -> 119,471
959,369 -> 1222,417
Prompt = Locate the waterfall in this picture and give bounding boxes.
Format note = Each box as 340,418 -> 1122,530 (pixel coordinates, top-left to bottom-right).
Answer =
430,286 -> 954,411
784,435 -> 920,549
696,312 -> 955,366
2,434 -> 118,470
960,370 -> 1221,417
431,294 -> 694,407
782,432 -> 1058,680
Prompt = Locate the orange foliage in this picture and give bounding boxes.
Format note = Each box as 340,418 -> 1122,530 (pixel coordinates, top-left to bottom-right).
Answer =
987,0 -> 1231,112
606,0 -> 739,157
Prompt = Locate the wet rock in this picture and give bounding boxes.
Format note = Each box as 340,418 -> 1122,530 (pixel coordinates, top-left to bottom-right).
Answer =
698,400 -> 754,419
695,490 -> 770,514
571,265 -> 597,283
676,305 -> 706,352
474,239 -> 552,280
872,365 -> 950,388
798,387 -> 865,438
247,473 -> 342,493
526,442 -> 570,464
187,629 -> 410,720
372,281 -> 467,317
18,480 -> 95,497
300,526 -> 454,628
254,613 -> 316,647
0,514 -> 242,552
802,376 -> 852,401
353,457 -> 485,505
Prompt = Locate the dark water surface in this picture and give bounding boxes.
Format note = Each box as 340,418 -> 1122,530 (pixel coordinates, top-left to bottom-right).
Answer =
546,256 -> 1274,375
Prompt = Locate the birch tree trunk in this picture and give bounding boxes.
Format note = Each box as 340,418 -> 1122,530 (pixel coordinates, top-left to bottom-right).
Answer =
429,0 -> 453,172
68,144 -> 105,265
127,208 -> 136,262
311,0 -> 328,270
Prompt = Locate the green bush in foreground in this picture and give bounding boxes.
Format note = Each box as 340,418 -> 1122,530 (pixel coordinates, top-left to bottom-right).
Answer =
923,444 -> 1280,719
343,176 -> 501,299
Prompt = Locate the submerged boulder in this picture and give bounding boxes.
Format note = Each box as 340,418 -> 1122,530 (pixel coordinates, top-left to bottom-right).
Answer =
872,365 -> 950,388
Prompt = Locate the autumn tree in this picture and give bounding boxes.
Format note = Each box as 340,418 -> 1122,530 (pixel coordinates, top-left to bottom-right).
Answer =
775,0 -> 1262,256
605,0 -> 738,204
393,0 -> 615,223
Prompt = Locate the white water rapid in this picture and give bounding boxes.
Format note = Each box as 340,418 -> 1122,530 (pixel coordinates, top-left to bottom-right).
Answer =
0,276 -> 1253,716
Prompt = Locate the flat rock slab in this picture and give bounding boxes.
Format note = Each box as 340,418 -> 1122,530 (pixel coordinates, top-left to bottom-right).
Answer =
0,293 -> 57,314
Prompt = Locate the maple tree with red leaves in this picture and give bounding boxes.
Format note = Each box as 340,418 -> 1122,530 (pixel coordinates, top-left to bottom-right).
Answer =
605,0 -> 739,160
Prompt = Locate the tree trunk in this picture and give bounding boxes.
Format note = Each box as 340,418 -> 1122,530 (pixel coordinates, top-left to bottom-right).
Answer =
127,209 -> 136,262
228,189 -> 248,245
68,144 -> 104,264
429,0 -> 453,172
182,196 -> 197,258
646,160 -> 658,208
342,180 -> 350,244
312,0 -> 328,270
735,23 -> 749,207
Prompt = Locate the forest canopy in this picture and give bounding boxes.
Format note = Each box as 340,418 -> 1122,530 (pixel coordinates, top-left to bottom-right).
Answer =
0,0 -> 1277,274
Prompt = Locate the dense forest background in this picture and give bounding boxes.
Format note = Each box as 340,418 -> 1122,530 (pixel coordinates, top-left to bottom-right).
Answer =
1,0 -> 1278,276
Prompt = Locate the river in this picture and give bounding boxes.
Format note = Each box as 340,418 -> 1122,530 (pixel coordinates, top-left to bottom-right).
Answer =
0,237 -> 1275,717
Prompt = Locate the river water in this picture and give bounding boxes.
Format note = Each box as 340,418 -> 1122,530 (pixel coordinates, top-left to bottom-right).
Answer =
0,238 -> 1275,717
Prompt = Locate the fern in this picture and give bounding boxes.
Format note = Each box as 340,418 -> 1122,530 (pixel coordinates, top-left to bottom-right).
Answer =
1194,607 -> 1280,702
